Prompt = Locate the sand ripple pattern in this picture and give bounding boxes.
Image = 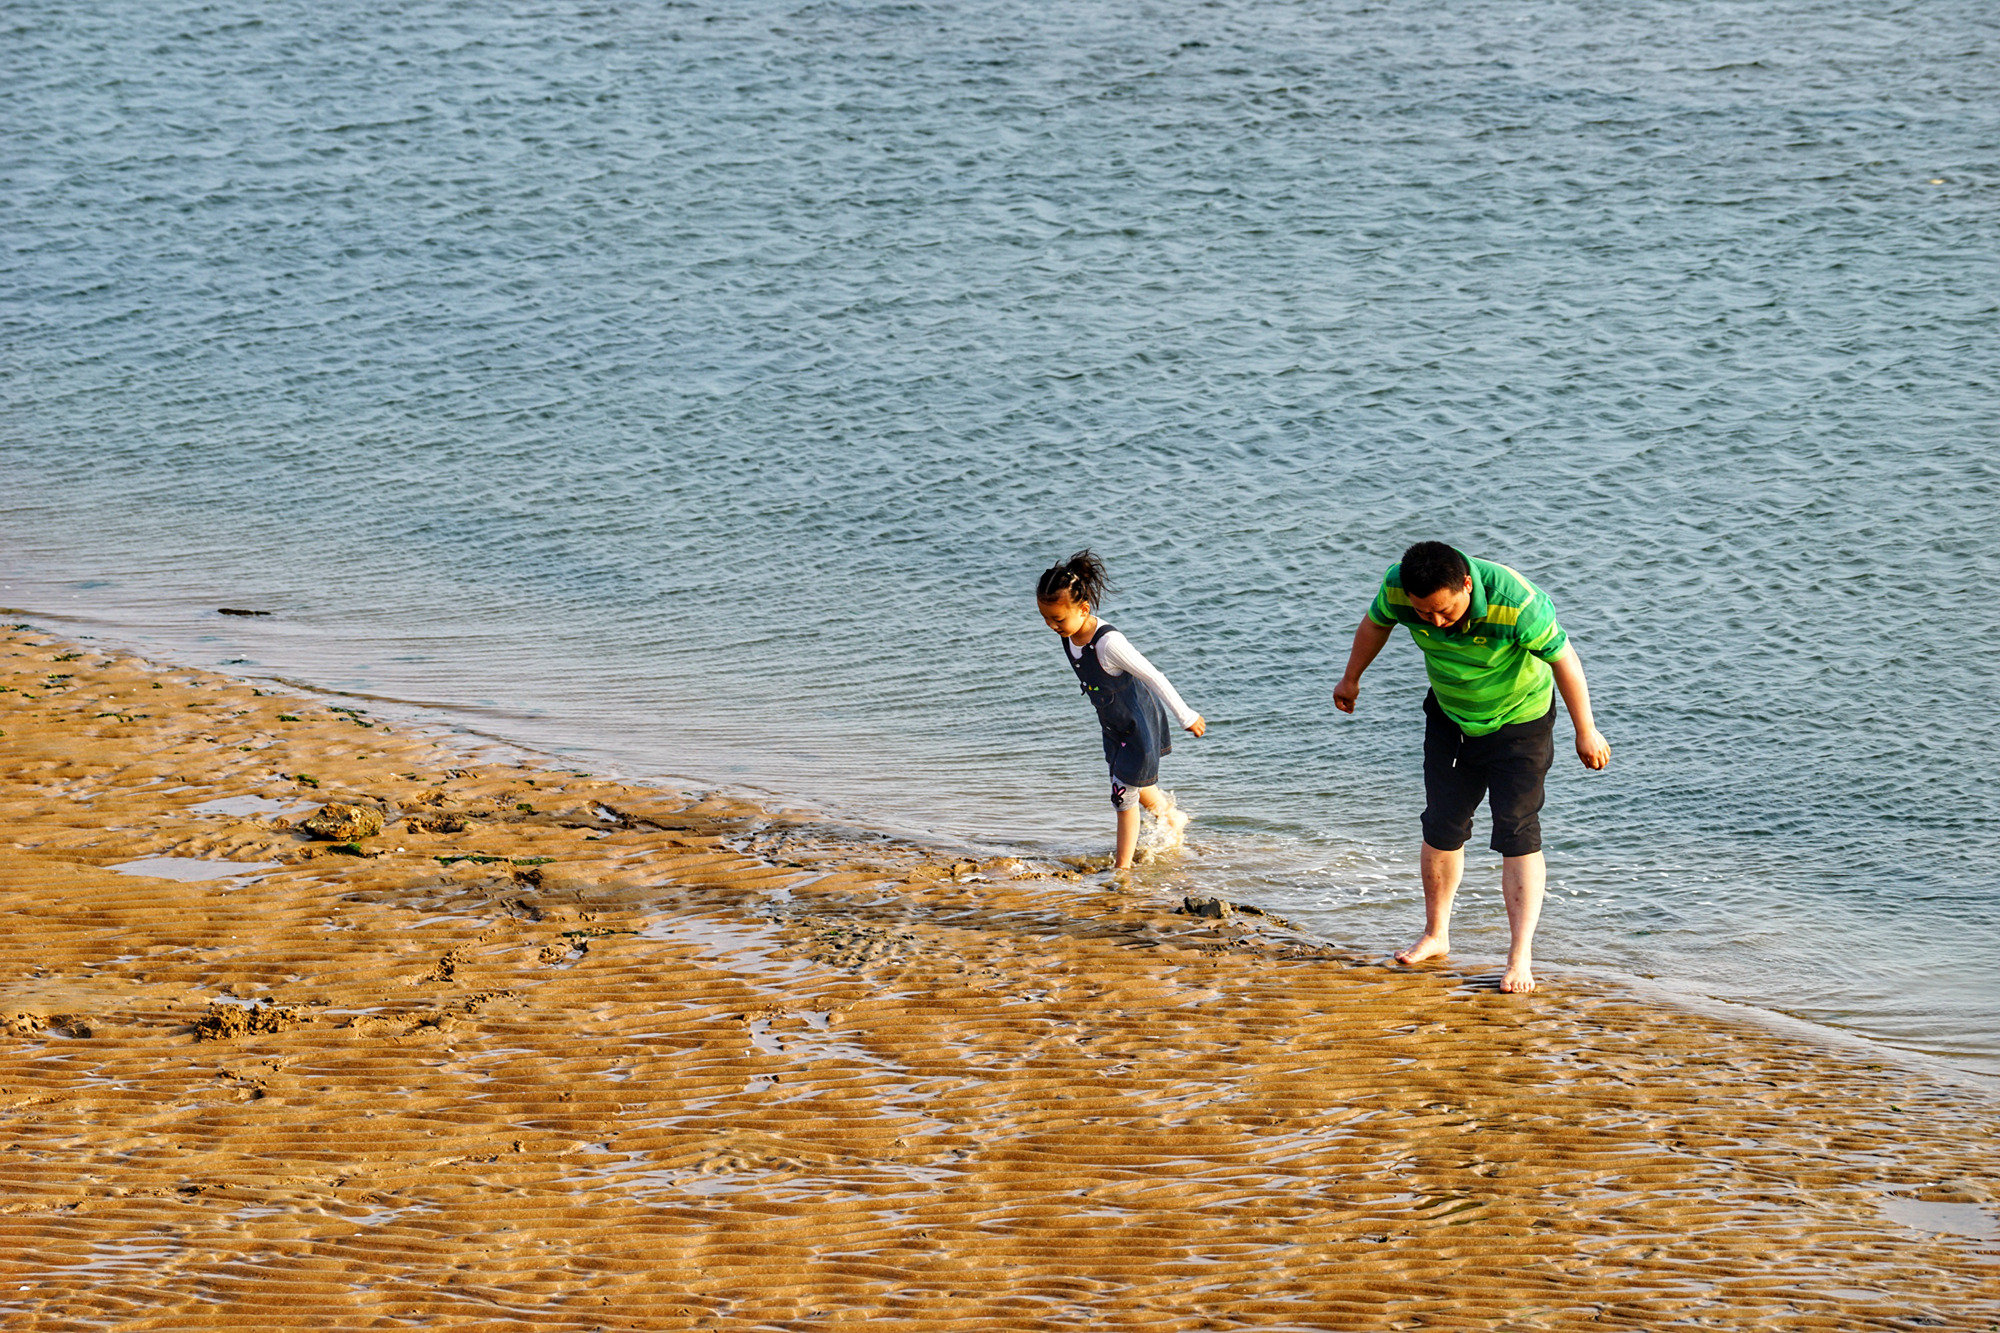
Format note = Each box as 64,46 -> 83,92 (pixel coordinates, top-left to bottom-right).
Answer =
1,636 -> 1995,1329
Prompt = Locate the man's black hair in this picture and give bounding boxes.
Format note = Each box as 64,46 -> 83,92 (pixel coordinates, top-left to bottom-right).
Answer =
1400,541 -> 1468,598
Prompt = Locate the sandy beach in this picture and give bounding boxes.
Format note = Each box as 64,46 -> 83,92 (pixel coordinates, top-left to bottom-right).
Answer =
1,622 -> 1995,1331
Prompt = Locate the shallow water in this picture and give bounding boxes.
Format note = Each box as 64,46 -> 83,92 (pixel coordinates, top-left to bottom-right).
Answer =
108,856 -> 281,883
1875,1196 -> 2000,1244
4,0 -> 1996,1072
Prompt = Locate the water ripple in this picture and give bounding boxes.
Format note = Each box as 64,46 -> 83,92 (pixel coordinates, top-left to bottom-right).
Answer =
3,0 -> 1997,1070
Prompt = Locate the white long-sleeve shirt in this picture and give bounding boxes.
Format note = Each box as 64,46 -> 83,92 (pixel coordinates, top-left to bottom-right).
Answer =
1067,629 -> 1201,731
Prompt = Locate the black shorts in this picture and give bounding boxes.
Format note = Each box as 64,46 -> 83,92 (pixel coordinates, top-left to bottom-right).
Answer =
1421,690 -> 1555,858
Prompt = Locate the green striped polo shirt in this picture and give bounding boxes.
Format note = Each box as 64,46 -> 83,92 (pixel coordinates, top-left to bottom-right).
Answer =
1366,552 -> 1569,736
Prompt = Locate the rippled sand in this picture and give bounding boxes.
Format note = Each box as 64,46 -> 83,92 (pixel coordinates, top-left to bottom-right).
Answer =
2,626 -> 1995,1331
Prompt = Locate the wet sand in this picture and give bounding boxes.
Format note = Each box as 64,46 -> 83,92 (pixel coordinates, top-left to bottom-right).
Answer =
2,623 -> 1996,1331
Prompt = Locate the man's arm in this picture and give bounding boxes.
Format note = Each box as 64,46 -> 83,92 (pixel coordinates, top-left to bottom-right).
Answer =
1333,616 -> 1394,713
1549,646 -> 1609,769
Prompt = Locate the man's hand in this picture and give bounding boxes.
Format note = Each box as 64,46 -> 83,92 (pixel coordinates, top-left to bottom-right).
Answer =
1551,648 -> 1607,770
1333,676 -> 1360,714
1188,715 -> 1207,738
1334,618 -> 1392,715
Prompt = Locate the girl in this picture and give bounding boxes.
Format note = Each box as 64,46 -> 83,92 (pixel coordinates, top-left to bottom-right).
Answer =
1036,550 -> 1205,871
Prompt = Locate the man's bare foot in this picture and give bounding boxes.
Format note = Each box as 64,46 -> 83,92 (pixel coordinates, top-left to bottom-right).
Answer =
1500,959 -> 1536,993
1394,933 -> 1449,965
1163,806 -> 1190,843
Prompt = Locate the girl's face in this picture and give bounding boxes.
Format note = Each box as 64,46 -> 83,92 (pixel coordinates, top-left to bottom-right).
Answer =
1038,592 -> 1094,641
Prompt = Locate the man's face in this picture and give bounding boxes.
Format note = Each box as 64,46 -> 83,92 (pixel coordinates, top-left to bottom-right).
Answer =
1407,577 -> 1473,629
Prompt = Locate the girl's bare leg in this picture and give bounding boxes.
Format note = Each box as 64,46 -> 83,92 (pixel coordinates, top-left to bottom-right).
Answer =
1114,805 -> 1142,869
1116,785 -> 1191,869
1137,784 -> 1189,842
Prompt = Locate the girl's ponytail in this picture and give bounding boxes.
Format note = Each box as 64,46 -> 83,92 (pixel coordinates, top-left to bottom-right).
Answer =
1037,550 -> 1112,608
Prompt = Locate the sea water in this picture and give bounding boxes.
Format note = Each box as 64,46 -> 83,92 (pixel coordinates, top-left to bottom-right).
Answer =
4,0 -> 1996,1074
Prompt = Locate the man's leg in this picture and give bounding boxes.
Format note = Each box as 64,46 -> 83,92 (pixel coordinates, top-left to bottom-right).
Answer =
1396,841 -> 1463,964
1488,701 -> 1556,993
1403,690 -> 1478,965
1499,851 -> 1545,992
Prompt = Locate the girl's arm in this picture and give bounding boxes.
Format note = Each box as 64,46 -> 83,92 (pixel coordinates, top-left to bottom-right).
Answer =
1094,631 -> 1203,732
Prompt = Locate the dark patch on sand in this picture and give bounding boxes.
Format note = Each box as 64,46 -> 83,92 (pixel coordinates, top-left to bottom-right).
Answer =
193,1001 -> 310,1041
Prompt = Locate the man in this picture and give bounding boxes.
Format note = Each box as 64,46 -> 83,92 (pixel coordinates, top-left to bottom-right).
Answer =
1333,541 -> 1609,993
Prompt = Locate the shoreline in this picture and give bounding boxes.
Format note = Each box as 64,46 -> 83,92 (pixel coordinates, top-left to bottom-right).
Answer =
17,594 -> 1997,1084
3,622 -> 1997,1328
